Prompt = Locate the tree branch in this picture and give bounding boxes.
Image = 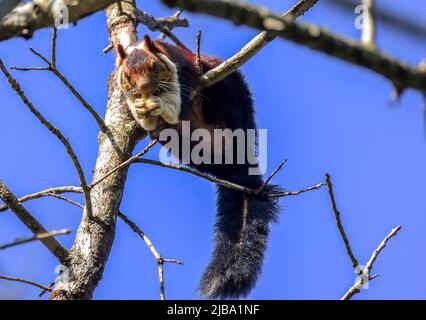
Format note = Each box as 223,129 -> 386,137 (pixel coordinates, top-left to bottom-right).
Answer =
0,59 -> 93,220
162,0 -> 426,94
0,0 -> 19,21
0,229 -> 71,250
0,0 -> 117,42
0,186 -> 83,213
0,275 -> 52,292
117,211 -> 183,300
0,180 -> 69,264
325,173 -> 360,270
11,27 -> 115,152
137,8 -> 189,51
324,174 -> 402,300
341,225 -> 402,300
328,0 -> 426,40
49,1 -> 145,300
0,185 -> 182,300
196,0 -> 319,92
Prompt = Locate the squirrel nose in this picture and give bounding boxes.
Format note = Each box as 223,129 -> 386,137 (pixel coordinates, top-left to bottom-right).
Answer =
137,78 -> 150,92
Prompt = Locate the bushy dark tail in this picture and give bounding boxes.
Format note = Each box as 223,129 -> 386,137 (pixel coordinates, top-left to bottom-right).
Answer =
199,183 -> 280,299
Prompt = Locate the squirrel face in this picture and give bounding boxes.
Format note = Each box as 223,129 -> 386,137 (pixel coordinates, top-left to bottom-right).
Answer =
117,35 -> 173,95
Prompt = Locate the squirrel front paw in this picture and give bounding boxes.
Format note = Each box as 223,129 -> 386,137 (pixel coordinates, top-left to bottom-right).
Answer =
133,97 -> 164,119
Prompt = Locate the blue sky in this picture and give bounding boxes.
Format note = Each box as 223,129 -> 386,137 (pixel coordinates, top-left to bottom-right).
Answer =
1,0 -> 426,299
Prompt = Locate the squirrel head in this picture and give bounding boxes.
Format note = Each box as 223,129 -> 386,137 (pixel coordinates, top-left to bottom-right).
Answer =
117,35 -> 174,94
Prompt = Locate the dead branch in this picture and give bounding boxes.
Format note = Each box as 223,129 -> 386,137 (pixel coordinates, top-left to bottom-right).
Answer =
324,174 -> 401,299
0,59 -> 93,220
0,229 -> 71,250
89,139 -> 157,190
11,28 -> 111,139
0,186 -> 83,213
258,159 -> 287,194
328,0 -> 426,40
158,9 -> 184,40
195,30 -> 203,76
0,275 -> 52,292
49,1 -> 146,300
195,0 -> 319,92
118,211 -> 183,300
341,226 -> 402,300
0,0 -> 117,42
325,174 -> 360,270
136,9 -> 188,31
0,180 -> 69,264
0,185 -> 182,300
162,0 -> 426,94
134,158 -> 326,198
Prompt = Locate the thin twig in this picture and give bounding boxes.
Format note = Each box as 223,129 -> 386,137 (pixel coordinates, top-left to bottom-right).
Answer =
89,139 -> 157,190
10,66 -> 50,71
103,43 -> 114,54
135,158 -> 325,198
258,159 -> 287,193
0,186 -> 83,213
0,275 -> 52,292
195,30 -> 203,76
137,8 -> 189,51
341,226 -> 402,300
117,211 -> 183,300
159,9 -> 184,40
51,26 -> 57,69
0,180 -> 69,264
0,229 -> 71,250
14,30 -> 110,136
325,173 -> 360,271
0,59 -> 93,220
361,0 -> 376,49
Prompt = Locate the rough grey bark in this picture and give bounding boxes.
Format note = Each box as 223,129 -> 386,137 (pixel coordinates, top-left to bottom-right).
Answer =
0,0 -> 116,42
49,2 -> 145,300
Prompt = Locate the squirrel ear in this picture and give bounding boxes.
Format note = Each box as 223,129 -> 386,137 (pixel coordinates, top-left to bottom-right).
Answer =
143,34 -> 157,53
117,44 -> 127,62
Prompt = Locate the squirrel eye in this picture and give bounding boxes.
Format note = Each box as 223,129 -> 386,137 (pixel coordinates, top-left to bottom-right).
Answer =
152,62 -> 159,71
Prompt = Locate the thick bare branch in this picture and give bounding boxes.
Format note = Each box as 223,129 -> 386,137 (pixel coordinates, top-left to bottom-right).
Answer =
0,184 -> 182,300
196,0 -> 319,91
162,0 -> 426,93
329,0 -> 426,40
0,180 -> 69,264
0,0 -> 117,42
49,1 -> 145,300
